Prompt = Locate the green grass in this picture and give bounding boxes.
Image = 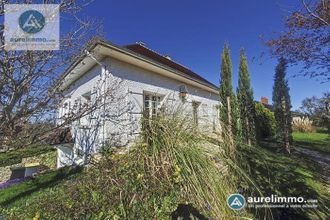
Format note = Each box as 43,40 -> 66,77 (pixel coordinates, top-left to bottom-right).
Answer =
0,116 -> 250,219
1,126 -> 328,219
238,141 -> 330,220
0,144 -> 55,167
293,132 -> 330,154
0,166 -> 82,208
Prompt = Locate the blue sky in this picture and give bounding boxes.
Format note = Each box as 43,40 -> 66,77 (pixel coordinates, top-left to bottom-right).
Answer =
6,0 -> 328,110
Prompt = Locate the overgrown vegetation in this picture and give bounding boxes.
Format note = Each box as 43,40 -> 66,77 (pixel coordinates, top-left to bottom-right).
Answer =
292,118 -> 315,133
0,115 -> 252,219
236,141 -> 330,219
254,102 -> 276,140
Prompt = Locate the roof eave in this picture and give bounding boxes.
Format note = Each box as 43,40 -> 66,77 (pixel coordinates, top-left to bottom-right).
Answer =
58,40 -> 219,94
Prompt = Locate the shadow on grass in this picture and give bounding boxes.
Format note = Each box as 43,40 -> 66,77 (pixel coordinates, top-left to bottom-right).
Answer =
0,166 -> 82,207
294,139 -> 330,155
237,141 -> 329,220
171,204 -> 208,220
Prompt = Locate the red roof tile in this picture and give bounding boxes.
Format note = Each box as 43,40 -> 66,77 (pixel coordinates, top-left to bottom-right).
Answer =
125,44 -> 218,89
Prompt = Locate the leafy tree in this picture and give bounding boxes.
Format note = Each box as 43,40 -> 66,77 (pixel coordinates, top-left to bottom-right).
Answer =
266,0 -> 329,81
255,102 -> 276,139
219,43 -> 239,153
272,59 -> 293,153
237,49 -> 256,146
299,92 -> 330,134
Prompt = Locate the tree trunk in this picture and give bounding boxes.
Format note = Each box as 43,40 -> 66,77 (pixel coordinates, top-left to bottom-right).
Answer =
246,117 -> 251,146
227,96 -> 234,153
282,98 -> 290,153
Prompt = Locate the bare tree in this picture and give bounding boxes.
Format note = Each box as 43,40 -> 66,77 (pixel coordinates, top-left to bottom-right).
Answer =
299,92 -> 330,134
0,0 -> 102,150
266,0 -> 329,81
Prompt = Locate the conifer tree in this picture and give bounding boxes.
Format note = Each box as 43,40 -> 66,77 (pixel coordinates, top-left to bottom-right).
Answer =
219,44 -> 239,153
272,58 -> 293,153
237,49 -> 256,146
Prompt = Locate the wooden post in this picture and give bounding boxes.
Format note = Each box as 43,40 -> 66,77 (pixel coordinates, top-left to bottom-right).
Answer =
227,96 -> 234,153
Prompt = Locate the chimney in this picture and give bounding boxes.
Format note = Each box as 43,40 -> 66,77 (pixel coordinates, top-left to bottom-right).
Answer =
261,97 -> 269,105
136,41 -> 146,47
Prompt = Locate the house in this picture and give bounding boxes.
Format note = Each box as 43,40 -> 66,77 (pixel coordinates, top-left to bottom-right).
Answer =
54,40 -> 220,168
257,97 -> 312,124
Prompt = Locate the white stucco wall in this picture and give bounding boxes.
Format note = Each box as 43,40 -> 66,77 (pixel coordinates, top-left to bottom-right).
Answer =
57,57 -> 220,167
56,146 -> 74,168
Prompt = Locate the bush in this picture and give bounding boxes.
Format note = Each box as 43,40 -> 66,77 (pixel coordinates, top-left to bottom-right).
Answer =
292,118 -> 315,133
1,114 -> 250,219
254,103 -> 276,139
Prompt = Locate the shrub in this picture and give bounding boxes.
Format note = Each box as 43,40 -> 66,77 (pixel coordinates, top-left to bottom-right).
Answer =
1,114 -> 251,219
254,103 -> 276,139
292,117 -> 315,133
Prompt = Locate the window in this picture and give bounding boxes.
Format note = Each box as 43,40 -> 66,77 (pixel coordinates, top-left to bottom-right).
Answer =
144,93 -> 163,118
192,101 -> 200,126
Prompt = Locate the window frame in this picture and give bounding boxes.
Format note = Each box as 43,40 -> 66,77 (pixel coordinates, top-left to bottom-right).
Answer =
192,101 -> 201,126
143,91 -> 164,119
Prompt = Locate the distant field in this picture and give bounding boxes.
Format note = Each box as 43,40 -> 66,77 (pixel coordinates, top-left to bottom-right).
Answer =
293,132 -> 330,154
0,145 -> 55,167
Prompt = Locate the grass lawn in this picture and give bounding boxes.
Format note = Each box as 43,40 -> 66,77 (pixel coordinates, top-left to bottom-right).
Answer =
239,141 -> 330,219
0,144 -> 55,167
293,132 -> 330,154
1,133 -> 329,219
0,166 -> 82,208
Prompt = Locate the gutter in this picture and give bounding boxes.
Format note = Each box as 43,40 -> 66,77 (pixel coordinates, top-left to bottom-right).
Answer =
57,40 -> 219,94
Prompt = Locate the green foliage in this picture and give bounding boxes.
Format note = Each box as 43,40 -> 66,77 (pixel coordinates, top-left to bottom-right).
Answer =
1,115 -> 248,219
272,59 -> 293,151
237,49 -> 256,145
0,167 -> 82,207
219,43 -> 240,151
299,92 -> 330,134
254,102 -> 276,139
0,144 -> 55,167
236,141 -> 330,219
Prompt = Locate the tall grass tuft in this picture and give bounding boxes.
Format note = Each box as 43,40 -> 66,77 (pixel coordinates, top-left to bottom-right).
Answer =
139,112 -> 251,219
2,111 -> 254,219
292,118 -> 315,133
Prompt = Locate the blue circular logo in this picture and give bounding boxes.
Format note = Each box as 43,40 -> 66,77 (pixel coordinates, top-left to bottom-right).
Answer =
227,194 -> 246,210
19,10 -> 45,34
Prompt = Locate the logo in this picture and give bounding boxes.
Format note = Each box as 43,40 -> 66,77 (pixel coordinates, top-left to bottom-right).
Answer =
19,10 -> 45,33
227,194 -> 246,210
5,4 -> 59,50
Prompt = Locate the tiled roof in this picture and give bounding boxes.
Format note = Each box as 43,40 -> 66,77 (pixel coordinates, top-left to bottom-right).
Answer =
125,44 -> 218,89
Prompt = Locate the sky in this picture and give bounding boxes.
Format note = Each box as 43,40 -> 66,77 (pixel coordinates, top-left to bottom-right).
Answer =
6,0 -> 328,110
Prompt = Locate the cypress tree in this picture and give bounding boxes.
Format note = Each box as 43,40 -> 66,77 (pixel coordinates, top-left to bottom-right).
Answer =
237,49 -> 256,146
219,43 -> 238,153
272,58 -> 293,153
